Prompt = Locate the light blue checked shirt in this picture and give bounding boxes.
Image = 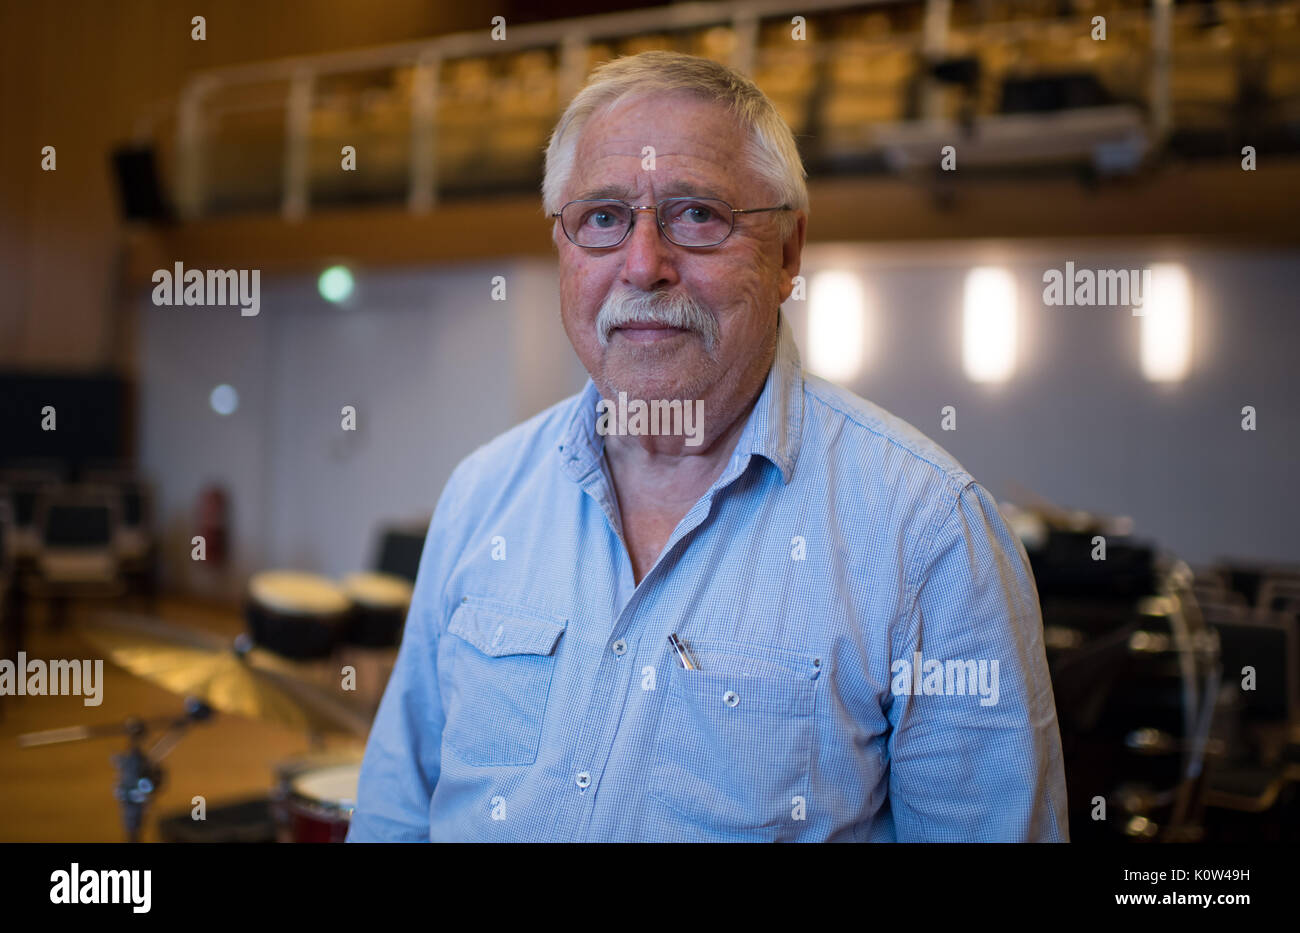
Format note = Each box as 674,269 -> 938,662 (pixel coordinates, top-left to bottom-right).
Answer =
348,312 -> 1068,842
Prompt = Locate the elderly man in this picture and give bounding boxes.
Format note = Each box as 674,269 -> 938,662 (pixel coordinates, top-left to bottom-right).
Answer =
348,51 -> 1067,842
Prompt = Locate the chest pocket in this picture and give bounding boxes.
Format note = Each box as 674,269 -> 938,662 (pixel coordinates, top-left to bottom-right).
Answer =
442,599 -> 567,767
648,642 -> 818,841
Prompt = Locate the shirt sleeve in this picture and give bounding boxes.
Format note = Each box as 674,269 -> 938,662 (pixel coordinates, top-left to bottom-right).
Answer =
346,467 -> 466,842
883,480 -> 1069,842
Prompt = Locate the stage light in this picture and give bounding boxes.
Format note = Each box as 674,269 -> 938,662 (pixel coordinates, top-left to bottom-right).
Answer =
210,384 -> 239,416
807,270 -> 867,382
963,267 -> 1017,383
318,265 -> 355,303
1141,263 -> 1192,383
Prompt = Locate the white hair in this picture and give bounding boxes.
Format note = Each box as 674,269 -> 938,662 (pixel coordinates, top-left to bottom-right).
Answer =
542,50 -> 808,239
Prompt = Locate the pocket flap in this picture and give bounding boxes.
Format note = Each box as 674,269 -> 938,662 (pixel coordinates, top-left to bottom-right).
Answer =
448,602 -> 567,658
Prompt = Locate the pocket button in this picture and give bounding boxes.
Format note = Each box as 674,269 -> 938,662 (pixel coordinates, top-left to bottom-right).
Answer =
648,646 -> 817,839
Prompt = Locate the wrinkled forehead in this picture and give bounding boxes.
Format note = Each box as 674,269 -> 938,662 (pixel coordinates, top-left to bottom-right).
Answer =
567,91 -> 762,202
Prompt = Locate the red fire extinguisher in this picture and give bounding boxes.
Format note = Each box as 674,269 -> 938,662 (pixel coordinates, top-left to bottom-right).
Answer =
196,485 -> 230,568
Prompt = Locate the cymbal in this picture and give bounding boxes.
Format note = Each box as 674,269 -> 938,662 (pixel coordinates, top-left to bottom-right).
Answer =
80,612 -> 371,737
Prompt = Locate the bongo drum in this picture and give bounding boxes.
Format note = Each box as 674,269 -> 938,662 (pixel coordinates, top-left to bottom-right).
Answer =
246,570 -> 352,660
340,571 -> 412,647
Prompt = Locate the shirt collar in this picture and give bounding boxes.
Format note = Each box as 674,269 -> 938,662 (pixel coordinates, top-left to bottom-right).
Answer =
558,310 -> 804,485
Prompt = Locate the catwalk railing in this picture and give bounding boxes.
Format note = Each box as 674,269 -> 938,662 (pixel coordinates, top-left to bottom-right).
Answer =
153,0 -> 1300,220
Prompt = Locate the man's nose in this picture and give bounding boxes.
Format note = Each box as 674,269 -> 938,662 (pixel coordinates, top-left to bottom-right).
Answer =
619,207 -> 678,291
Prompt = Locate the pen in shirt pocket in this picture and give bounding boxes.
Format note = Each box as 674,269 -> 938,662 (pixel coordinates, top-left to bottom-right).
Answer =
668,633 -> 700,671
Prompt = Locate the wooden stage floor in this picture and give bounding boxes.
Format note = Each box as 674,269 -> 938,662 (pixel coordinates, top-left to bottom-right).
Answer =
0,597 -> 367,842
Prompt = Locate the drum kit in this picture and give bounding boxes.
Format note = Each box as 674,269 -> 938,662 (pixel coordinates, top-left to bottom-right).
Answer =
1003,494 -> 1223,842
272,752 -> 365,843
16,568 -> 413,842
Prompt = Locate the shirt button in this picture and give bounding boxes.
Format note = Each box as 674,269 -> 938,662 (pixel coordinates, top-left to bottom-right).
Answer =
575,771 -> 591,789
723,690 -> 739,708
611,639 -> 627,656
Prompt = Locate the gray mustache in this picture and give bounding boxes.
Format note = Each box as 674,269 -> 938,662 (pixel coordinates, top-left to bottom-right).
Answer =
596,291 -> 718,351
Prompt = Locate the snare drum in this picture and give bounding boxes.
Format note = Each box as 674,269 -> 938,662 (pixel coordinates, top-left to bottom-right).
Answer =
272,754 -> 362,843
246,571 -> 352,659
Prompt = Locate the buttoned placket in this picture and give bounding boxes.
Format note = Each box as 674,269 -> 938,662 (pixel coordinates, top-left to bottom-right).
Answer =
549,438 -> 759,840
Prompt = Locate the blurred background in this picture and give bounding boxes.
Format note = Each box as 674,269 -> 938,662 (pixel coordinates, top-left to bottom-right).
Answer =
0,0 -> 1297,843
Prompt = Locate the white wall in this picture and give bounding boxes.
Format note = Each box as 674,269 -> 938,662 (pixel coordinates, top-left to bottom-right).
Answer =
137,258 -> 585,596
139,288 -> 274,597
138,243 -> 1298,599
786,242 -> 1300,566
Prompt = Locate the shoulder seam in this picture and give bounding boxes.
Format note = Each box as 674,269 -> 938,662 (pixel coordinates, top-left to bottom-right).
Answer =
904,477 -> 974,601
895,479 -> 976,673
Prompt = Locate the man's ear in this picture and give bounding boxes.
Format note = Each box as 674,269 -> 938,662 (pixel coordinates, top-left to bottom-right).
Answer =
777,210 -> 807,303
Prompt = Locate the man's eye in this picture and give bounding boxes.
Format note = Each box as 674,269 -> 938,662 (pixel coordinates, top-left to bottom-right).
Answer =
666,201 -> 720,225
587,210 -> 617,227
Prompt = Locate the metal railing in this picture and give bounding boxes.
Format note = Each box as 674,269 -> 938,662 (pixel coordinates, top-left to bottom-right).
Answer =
167,0 -> 1300,221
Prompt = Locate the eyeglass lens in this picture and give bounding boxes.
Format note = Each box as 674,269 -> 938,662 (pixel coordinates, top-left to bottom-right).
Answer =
562,199 -> 734,247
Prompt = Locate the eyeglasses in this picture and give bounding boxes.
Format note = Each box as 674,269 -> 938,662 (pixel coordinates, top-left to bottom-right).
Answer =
553,197 -> 792,249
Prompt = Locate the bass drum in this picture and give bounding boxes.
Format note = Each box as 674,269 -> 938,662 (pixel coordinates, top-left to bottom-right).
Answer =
272,752 -> 363,843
